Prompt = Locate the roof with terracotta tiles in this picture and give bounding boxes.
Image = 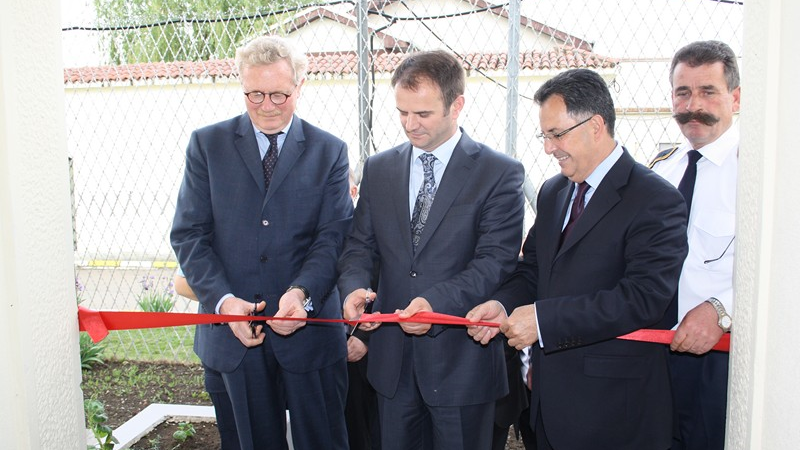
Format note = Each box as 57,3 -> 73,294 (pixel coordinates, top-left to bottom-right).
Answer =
63,46 -> 617,85
279,6 -> 414,52
364,0 -> 593,52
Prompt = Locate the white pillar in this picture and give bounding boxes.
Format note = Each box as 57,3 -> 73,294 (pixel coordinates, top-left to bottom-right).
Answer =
731,0 -> 800,448
0,0 -> 84,448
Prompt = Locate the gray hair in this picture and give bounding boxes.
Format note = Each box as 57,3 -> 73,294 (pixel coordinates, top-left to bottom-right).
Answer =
670,40 -> 739,91
235,36 -> 308,85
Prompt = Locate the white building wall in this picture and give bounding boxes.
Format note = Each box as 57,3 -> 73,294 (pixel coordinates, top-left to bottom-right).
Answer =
0,0 -> 84,448
731,0 -> 800,448
67,67 -> 643,260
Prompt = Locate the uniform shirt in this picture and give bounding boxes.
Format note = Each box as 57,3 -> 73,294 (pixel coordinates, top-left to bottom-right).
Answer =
651,126 -> 738,325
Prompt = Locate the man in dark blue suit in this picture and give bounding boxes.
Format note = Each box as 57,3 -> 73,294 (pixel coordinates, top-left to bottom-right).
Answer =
171,36 -> 352,450
469,69 -> 689,450
337,50 -> 525,450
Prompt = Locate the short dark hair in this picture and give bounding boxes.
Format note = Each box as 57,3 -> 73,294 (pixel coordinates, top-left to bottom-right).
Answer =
534,69 -> 616,137
391,50 -> 465,111
670,40 -> 739,91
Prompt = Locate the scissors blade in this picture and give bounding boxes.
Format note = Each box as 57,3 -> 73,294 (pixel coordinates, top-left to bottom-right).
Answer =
349,311 -> 364,336
349,288 -> 374,336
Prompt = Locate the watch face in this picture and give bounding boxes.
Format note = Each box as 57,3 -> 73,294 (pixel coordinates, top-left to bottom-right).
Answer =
720,316 -> 732,329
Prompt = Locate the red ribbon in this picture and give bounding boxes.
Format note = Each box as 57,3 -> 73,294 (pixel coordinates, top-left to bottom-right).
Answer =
77,306 -> 730,352
618,328 -> 730,352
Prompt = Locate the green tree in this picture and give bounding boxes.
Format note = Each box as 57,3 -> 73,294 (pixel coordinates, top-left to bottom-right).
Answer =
94,0 -> 312,64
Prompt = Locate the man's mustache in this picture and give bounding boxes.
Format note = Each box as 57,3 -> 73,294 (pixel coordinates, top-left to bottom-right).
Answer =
673,111 -> 720,126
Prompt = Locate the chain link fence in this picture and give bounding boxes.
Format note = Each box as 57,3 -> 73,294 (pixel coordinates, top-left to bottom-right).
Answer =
62,0 -> 743,362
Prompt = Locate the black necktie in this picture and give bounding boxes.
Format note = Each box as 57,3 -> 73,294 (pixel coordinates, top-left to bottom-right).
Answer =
410,153 -> 437,251
560,181 -> 590,245
262,132 -> 282,190
677,150 -> 702,215
660,150 -> 702,329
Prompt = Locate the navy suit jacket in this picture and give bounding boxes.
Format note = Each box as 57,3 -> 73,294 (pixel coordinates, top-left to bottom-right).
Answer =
338,130 -> 524,407
495,149 -> 688,449
171,113 -> 352,373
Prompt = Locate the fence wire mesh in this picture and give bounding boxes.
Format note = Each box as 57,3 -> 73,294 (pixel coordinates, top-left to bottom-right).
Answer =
62,0 -> 743,362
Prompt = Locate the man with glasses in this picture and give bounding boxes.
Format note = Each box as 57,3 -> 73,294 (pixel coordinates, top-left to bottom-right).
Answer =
467,68 -> 688,450
649,40 -> 739,450
171,35 -> 352,450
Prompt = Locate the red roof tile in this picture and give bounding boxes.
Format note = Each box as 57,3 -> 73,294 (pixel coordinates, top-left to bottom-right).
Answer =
63,47 -> 617,85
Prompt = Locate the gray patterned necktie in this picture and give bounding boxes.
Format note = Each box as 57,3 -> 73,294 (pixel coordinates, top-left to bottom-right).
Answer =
411,153 -> 437,251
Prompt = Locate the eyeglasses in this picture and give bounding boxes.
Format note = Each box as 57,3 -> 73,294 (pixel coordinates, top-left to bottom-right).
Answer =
244,87 -> 296,106
536,116 -> 593,142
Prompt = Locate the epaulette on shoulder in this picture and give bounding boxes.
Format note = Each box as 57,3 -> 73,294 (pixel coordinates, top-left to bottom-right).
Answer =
648,146 -> 679,169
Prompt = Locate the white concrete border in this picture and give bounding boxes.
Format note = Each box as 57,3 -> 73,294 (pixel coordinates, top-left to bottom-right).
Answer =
86,404 -> 294,449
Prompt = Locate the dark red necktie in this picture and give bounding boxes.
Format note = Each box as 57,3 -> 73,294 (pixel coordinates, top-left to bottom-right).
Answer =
560,181 -> 590,245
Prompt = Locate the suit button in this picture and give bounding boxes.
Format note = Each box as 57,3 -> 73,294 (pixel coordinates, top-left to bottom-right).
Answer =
409,271 -> 417,278
260,255 -> 267,262
262,220 -> 269,226
254,294 -> 263,300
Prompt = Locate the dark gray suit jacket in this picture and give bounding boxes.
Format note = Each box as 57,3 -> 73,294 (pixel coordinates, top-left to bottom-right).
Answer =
495,149 -> 688,449
171,113 -> 352,373
338,130 -> 524,407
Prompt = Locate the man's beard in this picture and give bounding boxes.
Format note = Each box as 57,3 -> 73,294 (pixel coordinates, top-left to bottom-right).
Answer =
673,111 -> 720,126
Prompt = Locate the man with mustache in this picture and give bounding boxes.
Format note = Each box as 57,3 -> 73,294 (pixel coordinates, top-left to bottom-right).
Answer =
649,40 -> 740,450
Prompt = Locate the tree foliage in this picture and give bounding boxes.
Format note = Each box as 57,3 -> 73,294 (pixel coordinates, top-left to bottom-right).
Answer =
93,0 -> 311,64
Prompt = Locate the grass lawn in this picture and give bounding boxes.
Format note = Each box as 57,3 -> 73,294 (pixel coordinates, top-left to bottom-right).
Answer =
102,326 -> 199,363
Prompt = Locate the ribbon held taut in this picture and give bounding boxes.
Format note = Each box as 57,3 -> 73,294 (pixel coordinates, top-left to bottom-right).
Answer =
76,306 -> 730,352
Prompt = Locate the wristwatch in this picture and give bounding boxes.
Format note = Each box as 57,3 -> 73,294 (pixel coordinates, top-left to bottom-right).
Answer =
706,297 -> 732,332
287,285 -> 312,311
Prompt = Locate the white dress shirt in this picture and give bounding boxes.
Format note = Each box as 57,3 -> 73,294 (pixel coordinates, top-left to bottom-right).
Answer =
408,129 -> 461,218
651,126 -> 738,325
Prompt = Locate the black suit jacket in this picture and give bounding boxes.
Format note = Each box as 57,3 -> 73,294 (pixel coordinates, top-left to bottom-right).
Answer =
495,149 -> 688,449
171,113 -> 352,373
338,130 -> 525,407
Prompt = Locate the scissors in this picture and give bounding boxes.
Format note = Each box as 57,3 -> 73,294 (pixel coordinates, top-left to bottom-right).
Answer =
349,288 -> 375,336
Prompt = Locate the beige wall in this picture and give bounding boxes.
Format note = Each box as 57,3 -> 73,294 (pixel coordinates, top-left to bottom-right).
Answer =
0,0 -> 84,448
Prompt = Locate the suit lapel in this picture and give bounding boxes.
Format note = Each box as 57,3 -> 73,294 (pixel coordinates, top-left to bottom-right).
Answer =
392,145 -> 415,258
413,133 -> 477,257
556,150 -> 634,256
234,114 -> 265,191
545,181 -> 572,262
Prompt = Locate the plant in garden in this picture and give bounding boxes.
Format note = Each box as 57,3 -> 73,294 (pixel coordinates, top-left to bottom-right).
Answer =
80,333 -> 107,369
85,398 -> 118,450
76,276 -> 86,305
173,422 -> 196,443
77,277 -> 107,369
137,275 -> 176,312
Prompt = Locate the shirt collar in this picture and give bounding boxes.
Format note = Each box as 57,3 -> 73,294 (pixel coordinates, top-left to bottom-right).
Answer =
682,125 -> 739,167
411,128 -> 462,167
584,142 -> 624,190
251,116 -> 294,143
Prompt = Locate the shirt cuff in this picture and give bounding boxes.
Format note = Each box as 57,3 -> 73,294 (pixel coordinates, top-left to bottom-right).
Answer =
534,303 -> 544,348
215,293 -> 234,314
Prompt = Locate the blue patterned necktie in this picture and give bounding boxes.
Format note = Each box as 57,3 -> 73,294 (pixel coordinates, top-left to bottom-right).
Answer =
410,153 -> 438,251
262,132 -> 283,190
